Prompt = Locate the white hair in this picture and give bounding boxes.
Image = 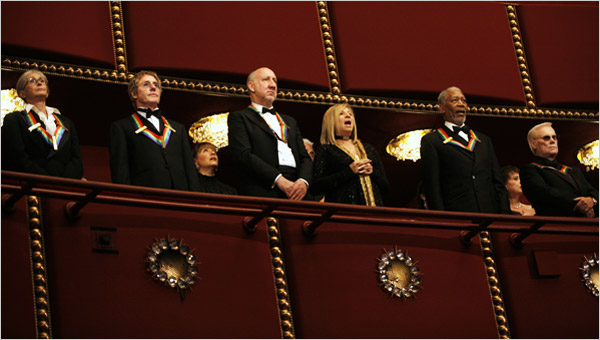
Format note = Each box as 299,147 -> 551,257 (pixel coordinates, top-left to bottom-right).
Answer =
527,122 -> 553,154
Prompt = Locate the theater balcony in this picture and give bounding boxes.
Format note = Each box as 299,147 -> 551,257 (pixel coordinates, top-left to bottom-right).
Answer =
2,171 -> 598,338
1,1 -> 598,338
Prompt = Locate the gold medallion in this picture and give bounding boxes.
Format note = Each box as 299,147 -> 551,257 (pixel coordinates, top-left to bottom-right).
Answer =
377,247 -> 421,298
146,237 -> 198,299
581,253 -> 599,297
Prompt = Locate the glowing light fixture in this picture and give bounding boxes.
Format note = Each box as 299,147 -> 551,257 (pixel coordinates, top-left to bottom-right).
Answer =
188,112 -> 229,150
386,129 -> 435,162
1,89 -> 26,127
577,139 -> 599,171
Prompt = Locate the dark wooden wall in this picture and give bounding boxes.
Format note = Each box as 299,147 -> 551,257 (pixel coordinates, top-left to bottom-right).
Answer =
2,1 -> 598,207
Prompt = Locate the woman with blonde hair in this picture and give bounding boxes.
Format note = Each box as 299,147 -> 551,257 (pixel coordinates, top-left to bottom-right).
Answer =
311,104 -> 389,206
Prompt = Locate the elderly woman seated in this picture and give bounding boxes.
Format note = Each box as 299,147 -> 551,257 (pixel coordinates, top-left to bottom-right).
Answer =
1,69 -> 83,179
501,165 -> 535,216
192,142 -> 237,195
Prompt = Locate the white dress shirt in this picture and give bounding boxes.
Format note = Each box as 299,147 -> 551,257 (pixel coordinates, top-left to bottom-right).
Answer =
26,104 -> 60,135
444,121 -> 469,142
251,102 -> 296,168
137,108 -> 161,132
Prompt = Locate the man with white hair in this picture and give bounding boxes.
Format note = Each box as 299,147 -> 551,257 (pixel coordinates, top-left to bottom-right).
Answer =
420,86 -> 509,213
520,122 -> 597,217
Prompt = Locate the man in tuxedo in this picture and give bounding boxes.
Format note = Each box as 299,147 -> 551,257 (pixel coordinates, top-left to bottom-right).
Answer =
109,70 -> 199,191
520,122 -> 598,217
227,67 -> 312,199
420,86 -> 509,213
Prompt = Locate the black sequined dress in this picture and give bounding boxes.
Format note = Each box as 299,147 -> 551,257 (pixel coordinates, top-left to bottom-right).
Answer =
311,142 -> 389,206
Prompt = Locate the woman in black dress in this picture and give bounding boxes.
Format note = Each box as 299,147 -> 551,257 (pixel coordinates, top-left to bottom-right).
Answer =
192,142 -> 237,195
311,104 -> 389,206
1,70 -> 83,179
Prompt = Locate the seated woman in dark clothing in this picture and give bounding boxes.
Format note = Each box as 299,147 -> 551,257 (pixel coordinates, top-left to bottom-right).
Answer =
501,165 -> 535,216
311,104 -> 389,206
1,70 -> 83,179
192,142 -> 237,195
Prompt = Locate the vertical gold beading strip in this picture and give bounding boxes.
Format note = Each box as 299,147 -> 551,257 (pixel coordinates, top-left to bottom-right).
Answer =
506,4 -> 536,111
27,196 -> 52,339
266,217 -> 296,339
480,231 -> 511,339
109,1 -> 129,82
316,2 -> 342,98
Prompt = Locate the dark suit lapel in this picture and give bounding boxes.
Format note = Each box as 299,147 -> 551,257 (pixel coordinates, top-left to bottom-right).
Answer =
17,111 -> 55,157
548,168 -> 578,190
531,158 -> 578,190
568,168 -> 587,193
245,108 -> 278,139
438,126 -> 475,160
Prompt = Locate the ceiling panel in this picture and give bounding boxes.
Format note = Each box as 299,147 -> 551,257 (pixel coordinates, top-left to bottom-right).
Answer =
123,1 -> 330,91
518,3 -> 599,107
1,1 -> 115,68
329,1 -> 525,105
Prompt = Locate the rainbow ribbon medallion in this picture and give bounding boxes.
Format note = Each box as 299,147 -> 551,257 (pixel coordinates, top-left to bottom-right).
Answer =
25,111 -> 67,150
531,162 -> 570,174
249,105 -> 289,143
131,113 -> 173,148
437,128 -> 479,152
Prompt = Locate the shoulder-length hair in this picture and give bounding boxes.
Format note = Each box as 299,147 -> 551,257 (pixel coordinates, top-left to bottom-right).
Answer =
319,103 -> 358,145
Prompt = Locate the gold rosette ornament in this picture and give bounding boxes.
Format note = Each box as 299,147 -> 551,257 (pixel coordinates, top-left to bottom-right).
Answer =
377,247 -> 421,298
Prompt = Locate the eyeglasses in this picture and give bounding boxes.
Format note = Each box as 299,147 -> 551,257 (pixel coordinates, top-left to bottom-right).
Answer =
27,77 -> 46,85
539,135 -> 559,141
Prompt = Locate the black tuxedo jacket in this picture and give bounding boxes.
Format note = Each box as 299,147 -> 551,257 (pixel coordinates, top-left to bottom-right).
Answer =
227,106 -> 312,198
520,156 -> 598,217
420,126 -> 509,213
1,110 -> 83,179
109,113 -> 200,191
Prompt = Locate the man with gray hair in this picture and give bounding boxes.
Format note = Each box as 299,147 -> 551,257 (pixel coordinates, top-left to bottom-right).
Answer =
520,122 -> 597,217
420,86 -> 509,213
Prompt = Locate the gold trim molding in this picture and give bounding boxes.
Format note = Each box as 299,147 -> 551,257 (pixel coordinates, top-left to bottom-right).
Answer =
506,5 -> 536,109
2,58 -> 127,84
109,1 -> 128,79
480,231 -> 511,339
26,195 -> 52,339
2,56 -> 598,121
266,217 -> 295,339
316,1 -> 341,95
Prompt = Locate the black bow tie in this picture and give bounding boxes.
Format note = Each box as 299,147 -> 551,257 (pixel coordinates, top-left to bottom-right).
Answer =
262,107 -> 276,115
139,108 -> 161,119
453,125 -> 470,135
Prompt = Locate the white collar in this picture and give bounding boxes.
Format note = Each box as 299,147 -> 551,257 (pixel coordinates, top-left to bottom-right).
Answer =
26,103 -> 60,116
444,121 -> 464,130
251,102 -> 275,115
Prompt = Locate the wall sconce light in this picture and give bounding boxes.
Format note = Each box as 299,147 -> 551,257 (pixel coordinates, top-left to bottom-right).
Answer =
188,112 -> 229,150
1,89 -> 26,127
577,139 -> 599,171
386,129 -> 435,162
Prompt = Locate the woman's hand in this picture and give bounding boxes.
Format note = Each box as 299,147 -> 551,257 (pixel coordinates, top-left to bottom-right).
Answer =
349,159 -> 373,175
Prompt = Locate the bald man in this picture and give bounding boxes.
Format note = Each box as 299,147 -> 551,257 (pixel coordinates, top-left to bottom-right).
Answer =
227,67 -> 312,199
